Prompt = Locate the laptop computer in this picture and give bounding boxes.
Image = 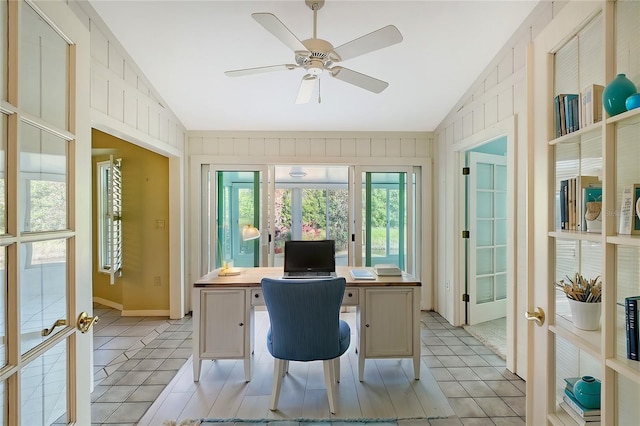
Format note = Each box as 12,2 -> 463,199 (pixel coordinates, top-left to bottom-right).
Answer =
282,240 -> 337,279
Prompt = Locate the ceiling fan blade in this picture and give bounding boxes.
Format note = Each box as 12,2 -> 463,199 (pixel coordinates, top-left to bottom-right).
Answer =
330,67 -> 388,94
252,13 -> 308,52
332,25 -> 403,62
295,75 -> 317,104
225,64 -> 296,77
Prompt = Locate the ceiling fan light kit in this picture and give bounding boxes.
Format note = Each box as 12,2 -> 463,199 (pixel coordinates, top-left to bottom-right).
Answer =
225,0 -> 402,104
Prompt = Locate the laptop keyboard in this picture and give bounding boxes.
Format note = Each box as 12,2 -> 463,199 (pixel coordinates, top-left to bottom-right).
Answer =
287,271 -> 331,277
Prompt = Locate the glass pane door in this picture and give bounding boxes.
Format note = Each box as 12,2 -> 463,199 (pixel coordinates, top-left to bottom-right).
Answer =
273,166 -> 350,267
1,1 -> 93,423
202,165 -> 264,274
361,172 -> 408,269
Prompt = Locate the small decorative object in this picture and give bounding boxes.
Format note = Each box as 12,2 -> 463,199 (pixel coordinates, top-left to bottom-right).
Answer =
572,376 -> 601,409
626,92 -> 640,111
584,200 -> 602,233
619,184 -> 640,235
603,73 -> 637,116
555,273 -> 602,330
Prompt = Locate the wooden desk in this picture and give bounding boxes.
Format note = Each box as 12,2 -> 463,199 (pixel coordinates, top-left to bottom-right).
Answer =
192,266 -> 421,382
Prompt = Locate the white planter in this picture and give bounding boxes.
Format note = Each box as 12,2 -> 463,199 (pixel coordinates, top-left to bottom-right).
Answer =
568,299 -> 601,331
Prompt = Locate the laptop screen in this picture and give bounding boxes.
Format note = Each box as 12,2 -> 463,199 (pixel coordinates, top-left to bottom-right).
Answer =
284,240 -> 336,273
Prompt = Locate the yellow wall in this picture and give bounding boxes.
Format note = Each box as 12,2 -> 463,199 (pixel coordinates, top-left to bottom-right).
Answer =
92,129 -> 170,312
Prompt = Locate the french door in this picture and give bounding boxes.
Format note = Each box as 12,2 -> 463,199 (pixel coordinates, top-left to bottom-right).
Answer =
467,151 -> 507,325
201,166 -> 267,274
355,167 -> 415,273
1,1 -> 93,424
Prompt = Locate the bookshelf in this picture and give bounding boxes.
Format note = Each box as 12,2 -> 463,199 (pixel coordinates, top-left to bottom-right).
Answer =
533,1 -> 640,425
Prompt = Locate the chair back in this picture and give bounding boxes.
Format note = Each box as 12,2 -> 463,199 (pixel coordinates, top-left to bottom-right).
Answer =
261,277 -> 346,361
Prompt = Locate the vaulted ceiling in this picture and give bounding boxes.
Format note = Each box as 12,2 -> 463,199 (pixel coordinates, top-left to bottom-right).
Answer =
89,0 -> 539,132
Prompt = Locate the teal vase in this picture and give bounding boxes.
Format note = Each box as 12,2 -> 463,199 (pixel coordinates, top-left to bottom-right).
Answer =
573,376 -> 601,409
603,73 -> 637,116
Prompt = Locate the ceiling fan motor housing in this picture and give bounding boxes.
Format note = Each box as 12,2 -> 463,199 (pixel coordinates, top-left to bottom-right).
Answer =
301,38 -> 335,74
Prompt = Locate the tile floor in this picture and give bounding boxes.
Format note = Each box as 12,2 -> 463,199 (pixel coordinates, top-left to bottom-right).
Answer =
90,306 -> 525,425
91,304 -> 193,425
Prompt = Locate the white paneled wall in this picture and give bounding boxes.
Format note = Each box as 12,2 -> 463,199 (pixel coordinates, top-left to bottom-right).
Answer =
70,1 -> 186,155
188,132 -> 430,160
433,1 -> 560,379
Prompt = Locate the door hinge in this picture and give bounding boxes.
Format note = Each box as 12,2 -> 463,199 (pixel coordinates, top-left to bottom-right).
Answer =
462,167 -> 470,175
462,293 -> 470,302
462,230 -> 470,238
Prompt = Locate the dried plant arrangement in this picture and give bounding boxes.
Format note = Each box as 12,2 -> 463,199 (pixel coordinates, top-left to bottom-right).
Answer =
555,273 -> 602,303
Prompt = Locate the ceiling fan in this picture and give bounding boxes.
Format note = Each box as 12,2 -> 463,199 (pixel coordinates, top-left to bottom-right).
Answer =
224,0 -> 403,104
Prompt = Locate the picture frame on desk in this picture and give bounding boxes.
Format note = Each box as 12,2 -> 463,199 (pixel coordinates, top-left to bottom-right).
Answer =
618,184 -> 640,235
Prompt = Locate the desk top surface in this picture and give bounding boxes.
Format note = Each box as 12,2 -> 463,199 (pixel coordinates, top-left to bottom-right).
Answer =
194,266 -> 420,288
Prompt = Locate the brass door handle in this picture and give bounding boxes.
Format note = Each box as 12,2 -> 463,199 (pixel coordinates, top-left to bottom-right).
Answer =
525,307 -> 545,326
42,319 -> 67,336
77,312 -> 99,333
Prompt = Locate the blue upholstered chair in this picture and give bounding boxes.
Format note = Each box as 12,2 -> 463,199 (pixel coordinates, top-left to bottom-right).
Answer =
261,277 -> 351,414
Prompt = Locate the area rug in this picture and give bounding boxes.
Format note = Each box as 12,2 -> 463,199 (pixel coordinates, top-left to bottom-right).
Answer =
165,417 -> 441,425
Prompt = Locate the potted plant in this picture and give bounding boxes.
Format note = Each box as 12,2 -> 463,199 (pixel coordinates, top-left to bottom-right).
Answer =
555,273 -> 602,330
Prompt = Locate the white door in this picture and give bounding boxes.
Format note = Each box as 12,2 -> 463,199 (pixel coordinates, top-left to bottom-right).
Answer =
467,152 -> 507,325
0,1 -> 93,424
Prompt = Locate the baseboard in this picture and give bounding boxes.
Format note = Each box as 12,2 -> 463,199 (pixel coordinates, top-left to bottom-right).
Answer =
121,309 -> 170,317
93,297 -> 123,311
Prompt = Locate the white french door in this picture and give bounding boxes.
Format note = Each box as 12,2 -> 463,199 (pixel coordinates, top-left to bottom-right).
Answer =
0,1 -> 92,424
467,151 -> 507,325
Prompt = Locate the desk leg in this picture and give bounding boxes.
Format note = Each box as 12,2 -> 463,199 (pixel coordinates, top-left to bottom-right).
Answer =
244,356 -> 251,382
193,356 -> 202,382
412,287 -> 421,380
358,352 -> 365,382
243,296 -> 254,382
192,288 -> 201,381
413,353 -> 420,380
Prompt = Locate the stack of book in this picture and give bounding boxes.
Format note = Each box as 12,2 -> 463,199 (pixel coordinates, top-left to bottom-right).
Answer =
559,377 -> 601,425
553,85 -> 604,139
373,264 -> 402,276
555,93 -> 580,137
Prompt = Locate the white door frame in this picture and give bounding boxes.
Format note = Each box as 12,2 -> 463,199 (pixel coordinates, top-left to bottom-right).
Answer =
450,115 -> 518,373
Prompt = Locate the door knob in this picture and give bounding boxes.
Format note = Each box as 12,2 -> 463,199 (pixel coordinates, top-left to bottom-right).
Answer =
525,307 -> 545,326
77,312 -> 99,333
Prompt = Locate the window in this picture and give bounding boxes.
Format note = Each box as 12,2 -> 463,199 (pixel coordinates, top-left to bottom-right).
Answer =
96,156 -> 122,284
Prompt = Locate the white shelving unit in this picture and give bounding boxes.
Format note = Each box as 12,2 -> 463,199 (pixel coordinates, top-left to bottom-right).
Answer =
533,1 -> 640,424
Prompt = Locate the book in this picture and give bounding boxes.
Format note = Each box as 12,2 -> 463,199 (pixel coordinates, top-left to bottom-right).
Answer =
625,296 -> 640,361
581,84 -> 605,127
618,185 -> 635,234
373,264 -> 402,276
559,401 -> 601,425
565,94 -> 579,133
560,179 -> 569,230
564,388 -> 602,417
349,269 -> 376,280
568,177 -> 575,230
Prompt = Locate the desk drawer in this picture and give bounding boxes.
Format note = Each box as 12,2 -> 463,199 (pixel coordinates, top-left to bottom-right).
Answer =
342,288 -> 359,305
252,287 -> 359,306
251,289 -> 265,306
